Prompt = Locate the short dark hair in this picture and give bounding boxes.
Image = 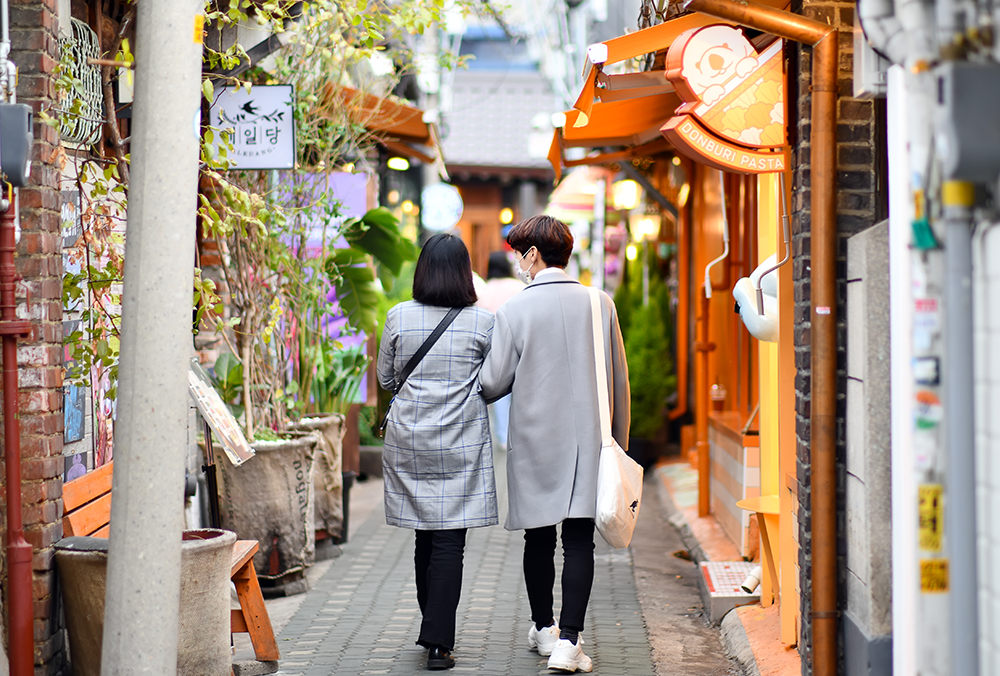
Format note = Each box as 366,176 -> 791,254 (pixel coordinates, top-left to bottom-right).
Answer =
412,233 -> 478,307
486,251 -> 513,280
506,215 -> 574,267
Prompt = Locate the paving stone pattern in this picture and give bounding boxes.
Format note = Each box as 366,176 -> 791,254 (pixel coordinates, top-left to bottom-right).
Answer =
273,505 -> 655,675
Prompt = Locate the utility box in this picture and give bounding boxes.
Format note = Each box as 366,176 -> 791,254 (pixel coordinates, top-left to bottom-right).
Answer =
853,14 -> 888,99
934,61 -> 1000,181
0,103 -> 32,187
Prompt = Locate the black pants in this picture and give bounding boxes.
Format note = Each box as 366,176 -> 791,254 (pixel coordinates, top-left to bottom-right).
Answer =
522,518 -> 596,634
414,528 -> 467,651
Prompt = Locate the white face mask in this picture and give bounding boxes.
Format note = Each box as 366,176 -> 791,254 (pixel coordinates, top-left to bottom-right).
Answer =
516,247 -> 535,284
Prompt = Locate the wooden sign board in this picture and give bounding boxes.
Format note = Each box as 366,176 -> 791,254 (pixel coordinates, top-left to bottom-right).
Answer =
188,361 -> 254,466
662,25 -> 787,174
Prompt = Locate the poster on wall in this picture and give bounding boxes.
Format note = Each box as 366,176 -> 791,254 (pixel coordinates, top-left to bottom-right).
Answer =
209,84 -> 295,170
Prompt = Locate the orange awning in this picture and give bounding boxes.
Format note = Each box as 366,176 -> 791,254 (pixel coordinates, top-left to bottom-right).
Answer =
548,93 -> 680,181
337,86 -> 447,176
572,0 -> 791,127
548,1 -> 791,180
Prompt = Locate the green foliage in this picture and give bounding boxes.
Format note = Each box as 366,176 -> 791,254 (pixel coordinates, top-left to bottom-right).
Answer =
311,343 -> 369,416
358,405 -> 383,447
211,352 -> 245,420
616,254 -> 677,439
625,293 -> 676,439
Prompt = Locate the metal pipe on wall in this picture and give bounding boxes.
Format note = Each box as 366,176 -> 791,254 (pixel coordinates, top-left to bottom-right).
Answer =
2,190 -> 35,676
681,1 -> 837,673
942,180 -> 979,676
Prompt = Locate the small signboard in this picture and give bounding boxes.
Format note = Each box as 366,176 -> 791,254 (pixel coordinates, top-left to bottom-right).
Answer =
421,183 -> 464,232
188,361 -> 254,466
209,84 -> 295,170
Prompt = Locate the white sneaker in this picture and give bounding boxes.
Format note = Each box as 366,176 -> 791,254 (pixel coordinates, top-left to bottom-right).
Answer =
547,638 -> 593,673
527,623 -> 560,656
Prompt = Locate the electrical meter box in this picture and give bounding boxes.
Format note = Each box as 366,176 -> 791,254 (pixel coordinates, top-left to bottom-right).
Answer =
0,103 -> 33,187
853,14 -> 888,99
934,62 -> 1000,181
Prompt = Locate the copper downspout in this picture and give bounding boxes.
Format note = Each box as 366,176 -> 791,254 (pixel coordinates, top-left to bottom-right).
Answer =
1,191 -> 35,676
668,164 -> 692,423
682,1 -> 837,674
694,291 -> 715,517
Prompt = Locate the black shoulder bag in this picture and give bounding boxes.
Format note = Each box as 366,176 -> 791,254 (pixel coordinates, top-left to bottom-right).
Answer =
379,307 -> 462,437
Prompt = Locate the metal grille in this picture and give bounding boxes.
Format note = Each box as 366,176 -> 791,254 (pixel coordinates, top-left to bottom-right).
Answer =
58,18 -> 103,146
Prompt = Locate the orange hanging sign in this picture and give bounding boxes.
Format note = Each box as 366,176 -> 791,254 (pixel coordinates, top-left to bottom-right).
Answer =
661,25 -> 787,174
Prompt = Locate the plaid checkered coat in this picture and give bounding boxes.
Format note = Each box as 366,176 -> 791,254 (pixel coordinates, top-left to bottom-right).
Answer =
376,301 -> 499,530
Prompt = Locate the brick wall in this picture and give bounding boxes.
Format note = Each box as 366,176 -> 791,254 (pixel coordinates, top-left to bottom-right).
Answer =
789,0 -> 884,673
6,0 -> 66,674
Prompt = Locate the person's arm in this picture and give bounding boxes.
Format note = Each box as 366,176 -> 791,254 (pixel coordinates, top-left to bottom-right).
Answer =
608,295 -> 631,452
479,307 -> 516,403
376,310 -> 398,392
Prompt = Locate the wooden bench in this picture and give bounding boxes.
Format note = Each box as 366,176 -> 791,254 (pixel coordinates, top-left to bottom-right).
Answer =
62,461 -> 280,663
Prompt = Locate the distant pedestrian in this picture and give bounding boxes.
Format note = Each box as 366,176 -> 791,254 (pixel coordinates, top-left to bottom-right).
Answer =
475,251 -> 524,449
377,233 -> 499,671
480,215 -> 630,673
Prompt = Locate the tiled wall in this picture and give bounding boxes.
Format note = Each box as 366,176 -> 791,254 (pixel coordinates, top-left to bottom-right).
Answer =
709,417 -> 761,557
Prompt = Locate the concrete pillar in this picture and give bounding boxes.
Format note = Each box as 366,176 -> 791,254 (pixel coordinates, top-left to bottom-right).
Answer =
100,2 -> 204,673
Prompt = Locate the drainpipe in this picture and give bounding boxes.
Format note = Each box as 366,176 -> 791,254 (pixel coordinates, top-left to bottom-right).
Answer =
942,180 -> 978,676
0,1 -> 34,671
694,288 -> 715,517
100,2 -> 205,673
680,1 -> 837,673
1,188 -> 34,676
695,171 -> 729,517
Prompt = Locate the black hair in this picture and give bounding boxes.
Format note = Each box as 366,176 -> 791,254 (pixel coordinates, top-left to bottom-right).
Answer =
486,251 -> 513,280
412,233 -> 478,307
506,214 -> 574,267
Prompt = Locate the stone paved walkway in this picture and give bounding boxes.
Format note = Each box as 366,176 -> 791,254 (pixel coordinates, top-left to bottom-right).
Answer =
272,503 -> 653,675
267,444 -> 655,675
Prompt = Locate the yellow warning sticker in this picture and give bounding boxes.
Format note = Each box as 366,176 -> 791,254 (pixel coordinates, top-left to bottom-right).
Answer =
920,559 -> 949,593
918,484 -> 944,551
194,15 -> 205,44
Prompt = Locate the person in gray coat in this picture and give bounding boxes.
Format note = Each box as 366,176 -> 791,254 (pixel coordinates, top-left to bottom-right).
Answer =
480,215 -> 630,674
377,233 -> 499,670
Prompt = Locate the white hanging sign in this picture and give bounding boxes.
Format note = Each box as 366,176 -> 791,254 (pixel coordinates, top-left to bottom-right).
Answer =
209,84 -> 296,170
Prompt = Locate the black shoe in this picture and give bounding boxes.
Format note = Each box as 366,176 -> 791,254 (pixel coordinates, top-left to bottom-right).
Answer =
427,646 -> 455,670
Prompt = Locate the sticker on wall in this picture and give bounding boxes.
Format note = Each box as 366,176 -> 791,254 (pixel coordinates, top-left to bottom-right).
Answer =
918,484 -> 944,552
912,430 -> 935,469
915,390 -> 943,429
920,559 -> 949,593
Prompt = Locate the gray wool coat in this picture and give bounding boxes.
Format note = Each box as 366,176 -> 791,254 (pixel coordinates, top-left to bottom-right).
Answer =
376,301 -> 499,530
479,269 -> 630,531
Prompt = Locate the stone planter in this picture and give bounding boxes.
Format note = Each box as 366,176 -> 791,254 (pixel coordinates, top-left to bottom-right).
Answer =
55,529 -> 236,676
216,432 -> 319,595
289,414 -> 346,544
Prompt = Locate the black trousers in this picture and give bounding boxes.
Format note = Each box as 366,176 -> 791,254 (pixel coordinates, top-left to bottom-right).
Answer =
522,518 -> 596,634
414,528 -> 467,651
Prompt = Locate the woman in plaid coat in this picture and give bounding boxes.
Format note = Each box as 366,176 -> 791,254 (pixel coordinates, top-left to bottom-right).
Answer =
376,233 -> 498,670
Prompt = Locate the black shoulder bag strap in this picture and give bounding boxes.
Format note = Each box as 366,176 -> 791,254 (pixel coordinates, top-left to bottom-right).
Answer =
379,306 -> 463,436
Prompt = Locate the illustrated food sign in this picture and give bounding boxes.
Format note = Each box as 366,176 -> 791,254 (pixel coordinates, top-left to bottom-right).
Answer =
661,26 -> 787,174
209,84 -> 295,170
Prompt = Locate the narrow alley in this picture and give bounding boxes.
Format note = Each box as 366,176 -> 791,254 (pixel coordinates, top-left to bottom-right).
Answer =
236,453 -> 742,676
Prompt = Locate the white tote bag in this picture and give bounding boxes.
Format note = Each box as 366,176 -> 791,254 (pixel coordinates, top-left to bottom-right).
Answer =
589,288 -> 643,549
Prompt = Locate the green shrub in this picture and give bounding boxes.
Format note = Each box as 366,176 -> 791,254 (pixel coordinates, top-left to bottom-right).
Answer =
614,251 -> 676,440
625,292 -> 676,439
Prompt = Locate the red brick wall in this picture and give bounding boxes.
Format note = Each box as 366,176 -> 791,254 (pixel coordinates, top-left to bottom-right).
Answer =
8,0 -> 66,673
